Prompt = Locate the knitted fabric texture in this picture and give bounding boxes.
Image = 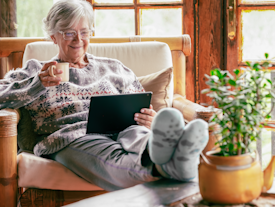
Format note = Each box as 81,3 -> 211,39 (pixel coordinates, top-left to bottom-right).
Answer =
0,53 -> 144,156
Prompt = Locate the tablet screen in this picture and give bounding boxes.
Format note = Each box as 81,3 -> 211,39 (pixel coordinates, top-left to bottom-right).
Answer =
87,92 -> 152,134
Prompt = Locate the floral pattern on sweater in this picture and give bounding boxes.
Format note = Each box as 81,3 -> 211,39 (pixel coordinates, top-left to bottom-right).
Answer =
0,53 -> 144,156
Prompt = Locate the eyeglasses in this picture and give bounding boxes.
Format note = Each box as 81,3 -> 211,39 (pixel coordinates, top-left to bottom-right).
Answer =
58,29 -> 92,40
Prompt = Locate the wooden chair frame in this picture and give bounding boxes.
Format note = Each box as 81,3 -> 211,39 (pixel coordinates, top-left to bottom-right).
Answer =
0,35 -> 205,207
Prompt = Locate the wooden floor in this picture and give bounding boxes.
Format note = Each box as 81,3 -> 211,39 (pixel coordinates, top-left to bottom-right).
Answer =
63,178 -> 275,207
64,179 -> 200,207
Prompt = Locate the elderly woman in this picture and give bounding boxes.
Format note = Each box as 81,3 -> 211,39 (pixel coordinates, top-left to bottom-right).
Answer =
0,0 -> 208,191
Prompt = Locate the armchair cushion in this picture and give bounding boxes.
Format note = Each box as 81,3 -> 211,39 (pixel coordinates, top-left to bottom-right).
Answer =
138,67 -> 173,112
18,152 -> 103,191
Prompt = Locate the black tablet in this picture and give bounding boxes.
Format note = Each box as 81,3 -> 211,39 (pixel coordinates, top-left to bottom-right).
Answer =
86,92 -> 152,134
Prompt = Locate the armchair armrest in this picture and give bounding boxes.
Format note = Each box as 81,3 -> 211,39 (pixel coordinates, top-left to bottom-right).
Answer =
0,108 -> 20,207
2,108 -> 21,123
172,94 -> 205,123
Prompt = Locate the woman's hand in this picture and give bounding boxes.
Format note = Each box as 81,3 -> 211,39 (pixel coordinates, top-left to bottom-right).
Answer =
39,61 -> 62,87
134,104 -> 156,129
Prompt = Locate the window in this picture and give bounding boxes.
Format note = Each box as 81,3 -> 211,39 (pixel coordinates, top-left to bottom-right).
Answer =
87,0 -> 183,36
238,0 -> 275,63
16,0 -> 183,37
16,0 -> 53,37
232,0 -> 275,169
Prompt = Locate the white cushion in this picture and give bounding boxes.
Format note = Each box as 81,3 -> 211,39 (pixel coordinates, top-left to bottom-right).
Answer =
23,41 -> 173,76
22,41 -> 174,106
18,152 -> 103,191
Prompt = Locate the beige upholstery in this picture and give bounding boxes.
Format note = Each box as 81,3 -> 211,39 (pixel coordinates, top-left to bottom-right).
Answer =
18,152 -> 103,191
18,41 -> 180,191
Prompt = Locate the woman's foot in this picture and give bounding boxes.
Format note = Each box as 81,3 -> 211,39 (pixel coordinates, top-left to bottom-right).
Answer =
149,108 -> 185,165
149,108 -> 209,181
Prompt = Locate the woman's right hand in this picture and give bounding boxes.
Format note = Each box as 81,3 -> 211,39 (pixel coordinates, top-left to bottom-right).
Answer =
39,61 -> 62,87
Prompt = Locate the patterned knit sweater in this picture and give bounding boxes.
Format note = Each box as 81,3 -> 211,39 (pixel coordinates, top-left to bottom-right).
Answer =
0,53 -> 144,156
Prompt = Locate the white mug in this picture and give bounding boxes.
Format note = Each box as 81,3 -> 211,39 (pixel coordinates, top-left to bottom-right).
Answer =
48,62 -> 70,82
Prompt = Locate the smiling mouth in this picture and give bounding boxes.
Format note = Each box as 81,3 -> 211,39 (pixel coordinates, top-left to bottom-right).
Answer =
70,46 -> 82,49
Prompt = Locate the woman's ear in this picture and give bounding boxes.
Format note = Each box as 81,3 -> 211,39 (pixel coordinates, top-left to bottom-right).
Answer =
51,35 -> 57,44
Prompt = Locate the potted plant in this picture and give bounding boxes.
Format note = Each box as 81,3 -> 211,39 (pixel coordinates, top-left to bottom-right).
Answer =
199,54 -> 275,204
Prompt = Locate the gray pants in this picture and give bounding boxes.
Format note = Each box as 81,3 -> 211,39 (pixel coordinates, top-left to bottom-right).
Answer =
49,125 -> 160,191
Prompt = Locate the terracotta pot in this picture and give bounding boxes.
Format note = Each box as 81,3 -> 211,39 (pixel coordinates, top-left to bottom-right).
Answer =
199,151 -> 263,204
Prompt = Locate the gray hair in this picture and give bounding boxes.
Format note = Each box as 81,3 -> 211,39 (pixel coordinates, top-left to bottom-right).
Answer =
43,0 -> 94,39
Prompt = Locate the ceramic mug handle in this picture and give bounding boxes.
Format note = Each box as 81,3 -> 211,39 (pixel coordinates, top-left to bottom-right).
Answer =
49,65 -> 56,77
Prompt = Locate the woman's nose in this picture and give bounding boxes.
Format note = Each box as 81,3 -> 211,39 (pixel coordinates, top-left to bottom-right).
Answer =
73,32 -> 82,42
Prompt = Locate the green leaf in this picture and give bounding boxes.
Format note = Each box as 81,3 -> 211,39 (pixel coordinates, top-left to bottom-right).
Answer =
210,70 -> 215,76
253,63 -> 260,69
245,62 -> 251,67
266,114 -> 271,119
215,69 -> 222,79
228,79 -> 236,86
265,53 -> 269,59
234,69 -> 240,75
262,62 -> 270,68
228,143 -> 235,152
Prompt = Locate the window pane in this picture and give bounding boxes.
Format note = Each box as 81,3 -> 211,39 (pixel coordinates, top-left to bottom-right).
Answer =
94,0 -> 133,3
250,128 -> 272,170
16,0 -> 53,37
241,10 -> 275,62
240,0 -> 275,3
95,10 -> 135,36
140,8 -> 182,36
140,0 -> 182,3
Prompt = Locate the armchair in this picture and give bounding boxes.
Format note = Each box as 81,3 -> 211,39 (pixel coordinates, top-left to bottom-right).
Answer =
0,35 -> 206,207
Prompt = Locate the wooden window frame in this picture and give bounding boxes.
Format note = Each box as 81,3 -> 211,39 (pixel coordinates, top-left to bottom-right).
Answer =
238,3 -> 275,66
227,0 -> 275,71
225,0 -> 275,162
86,0 -> 184,35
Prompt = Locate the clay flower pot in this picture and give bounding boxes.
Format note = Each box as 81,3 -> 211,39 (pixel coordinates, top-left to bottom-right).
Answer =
199,150 -> 263,204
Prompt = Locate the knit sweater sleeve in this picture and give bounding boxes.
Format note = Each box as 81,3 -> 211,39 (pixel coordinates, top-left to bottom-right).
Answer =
118,62 -> 145,94
0,59 -> 47,109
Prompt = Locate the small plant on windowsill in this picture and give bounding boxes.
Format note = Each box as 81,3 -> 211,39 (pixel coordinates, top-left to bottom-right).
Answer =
198,53 -> 275,204
202,53 -> 275,156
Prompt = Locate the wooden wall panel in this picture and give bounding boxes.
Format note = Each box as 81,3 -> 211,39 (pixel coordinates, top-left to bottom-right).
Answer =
198,0 -> 224,105
183,0 -> 196,102
0,0 -> 17,37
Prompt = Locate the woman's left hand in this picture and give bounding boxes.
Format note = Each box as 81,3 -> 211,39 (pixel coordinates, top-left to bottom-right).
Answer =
134,104 -> 156,129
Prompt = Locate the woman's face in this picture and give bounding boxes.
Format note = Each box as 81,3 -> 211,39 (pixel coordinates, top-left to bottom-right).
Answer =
51,17 -> 90,62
